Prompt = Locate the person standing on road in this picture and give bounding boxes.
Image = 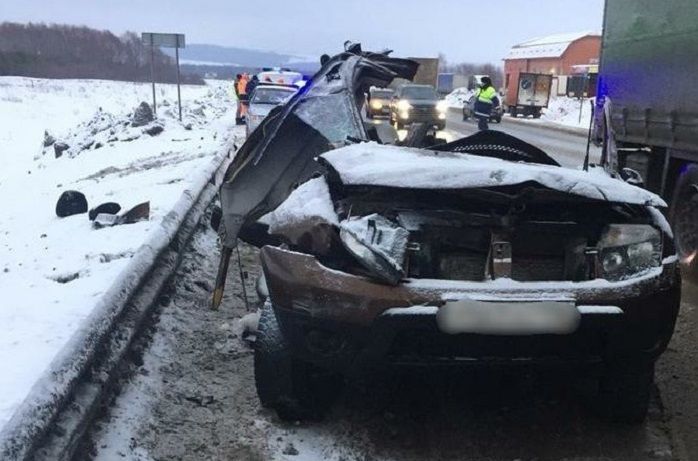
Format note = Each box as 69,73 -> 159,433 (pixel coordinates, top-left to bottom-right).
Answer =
246,75 -> 259,100
236,73 -> 250,125
473,76 -> 499,131
234,74 -> 244,124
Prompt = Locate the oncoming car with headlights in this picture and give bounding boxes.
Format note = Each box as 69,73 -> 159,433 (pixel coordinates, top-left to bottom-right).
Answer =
245,84 -> 297,136
365,87 -> 393,118
215,46 -> 681,425
389,84 -> 448,130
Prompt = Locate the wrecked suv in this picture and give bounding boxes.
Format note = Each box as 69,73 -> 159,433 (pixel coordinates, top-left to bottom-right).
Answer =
213,44 -> 680,423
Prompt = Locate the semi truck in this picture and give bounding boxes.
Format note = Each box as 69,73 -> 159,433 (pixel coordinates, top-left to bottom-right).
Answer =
593,0 -> 698,271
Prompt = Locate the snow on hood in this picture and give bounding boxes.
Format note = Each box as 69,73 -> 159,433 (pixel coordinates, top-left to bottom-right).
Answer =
320,143 -> 666,207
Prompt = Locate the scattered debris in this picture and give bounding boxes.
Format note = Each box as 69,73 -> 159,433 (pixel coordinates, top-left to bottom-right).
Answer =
145,125 -> 164,136
92,201 -> 150,229
50,272 -> 80,284
282,443 -> 299,456
132,102 -> 154,127
55,190 -> 88,217
53,142 -> 69,158
120,201 -> 150,224
93,213 -> 119,229
43,130 -> 55,147
88,202 -> 122,221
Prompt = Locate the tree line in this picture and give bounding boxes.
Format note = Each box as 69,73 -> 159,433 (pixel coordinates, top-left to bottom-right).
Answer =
438,53 -> 503,89
0,22 -> 203,84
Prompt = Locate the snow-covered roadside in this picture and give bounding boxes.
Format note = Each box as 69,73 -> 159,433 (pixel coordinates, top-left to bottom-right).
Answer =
540,96 -> 593,128
0,77 -> 239,430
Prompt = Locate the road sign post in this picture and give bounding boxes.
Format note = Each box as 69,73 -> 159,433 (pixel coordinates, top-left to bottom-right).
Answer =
141,32 -> 186,121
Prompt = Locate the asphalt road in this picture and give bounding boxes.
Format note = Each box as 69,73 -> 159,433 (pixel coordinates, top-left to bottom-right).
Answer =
445,110 -> 600,168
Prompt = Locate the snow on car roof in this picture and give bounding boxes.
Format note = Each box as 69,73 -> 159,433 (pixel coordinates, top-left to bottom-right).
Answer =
506,31 -> 600,60
320,142 -> 666,207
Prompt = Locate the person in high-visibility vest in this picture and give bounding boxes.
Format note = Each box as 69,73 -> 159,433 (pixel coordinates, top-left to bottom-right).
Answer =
473,76 -> 499,131
236,73 -> 250,124
234,74 -> 244,124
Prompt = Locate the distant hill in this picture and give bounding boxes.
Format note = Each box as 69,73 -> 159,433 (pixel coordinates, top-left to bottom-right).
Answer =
163,44 -> 320,75
0,22 -> 203,84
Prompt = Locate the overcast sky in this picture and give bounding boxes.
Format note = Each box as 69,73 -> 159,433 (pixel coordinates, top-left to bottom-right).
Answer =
3,0 -> 605,63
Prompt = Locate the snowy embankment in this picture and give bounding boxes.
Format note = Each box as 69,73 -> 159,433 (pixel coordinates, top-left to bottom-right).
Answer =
0,77 -> 238,430
539,96 -> 593,129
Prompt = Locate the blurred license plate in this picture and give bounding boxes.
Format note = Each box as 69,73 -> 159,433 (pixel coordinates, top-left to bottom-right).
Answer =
436,299 -> 580,335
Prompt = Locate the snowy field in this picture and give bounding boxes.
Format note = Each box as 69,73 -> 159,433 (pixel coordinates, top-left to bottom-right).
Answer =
0,76 -> 239,430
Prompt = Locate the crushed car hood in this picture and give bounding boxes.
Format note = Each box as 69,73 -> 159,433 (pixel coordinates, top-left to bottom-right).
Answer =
320,142 -> 666,207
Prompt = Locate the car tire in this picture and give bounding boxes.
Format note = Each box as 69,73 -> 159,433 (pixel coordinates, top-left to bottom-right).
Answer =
254,301 -> 339,421
437,123 -> 446,130
494,116 -> 502,123
597,358 -> 654,423
670,163 -> 698,277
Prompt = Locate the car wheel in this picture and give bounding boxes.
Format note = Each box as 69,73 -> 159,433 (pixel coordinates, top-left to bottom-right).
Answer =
670,163 -> 698,277
437,123 -> 446,130
597,358 -> 654,423
254,301 -> 339,421
495,116 -> 502,123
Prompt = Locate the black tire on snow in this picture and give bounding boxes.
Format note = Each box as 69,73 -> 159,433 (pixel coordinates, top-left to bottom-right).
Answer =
254,301 -> 339,421
597,359 -> 654,423
670,163 -> 698,277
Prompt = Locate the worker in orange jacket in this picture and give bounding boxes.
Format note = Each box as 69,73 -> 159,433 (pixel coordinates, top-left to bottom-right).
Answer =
235,73 -> 250,125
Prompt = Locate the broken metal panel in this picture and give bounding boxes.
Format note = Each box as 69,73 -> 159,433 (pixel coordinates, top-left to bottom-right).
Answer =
219,50 -> 418,248
339,214 -> 409,284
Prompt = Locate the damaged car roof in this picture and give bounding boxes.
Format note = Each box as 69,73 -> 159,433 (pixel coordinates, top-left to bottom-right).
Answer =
320,142 -> 666,207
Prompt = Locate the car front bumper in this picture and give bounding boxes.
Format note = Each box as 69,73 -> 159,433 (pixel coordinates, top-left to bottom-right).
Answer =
260,246 -> 681,373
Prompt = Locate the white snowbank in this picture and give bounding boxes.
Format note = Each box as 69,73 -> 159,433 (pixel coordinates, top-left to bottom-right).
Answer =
541,96 -> 593,129
0,77 -> 239,429
320,142 -> 665,207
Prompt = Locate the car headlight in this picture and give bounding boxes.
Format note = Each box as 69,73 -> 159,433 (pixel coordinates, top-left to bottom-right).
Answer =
370,100 -> 382,109
597,224 -> 662,281
339,214 -> 408,285
396,100 -> 412,111
436,100 -> 448,113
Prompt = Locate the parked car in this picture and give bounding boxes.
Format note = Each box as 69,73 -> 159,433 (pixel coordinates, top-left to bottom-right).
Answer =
365,87 -> 393,118
245,84 -> 297,136
462,94 -> 503,123
390,84 -> 447,130
215,46 -> 680,424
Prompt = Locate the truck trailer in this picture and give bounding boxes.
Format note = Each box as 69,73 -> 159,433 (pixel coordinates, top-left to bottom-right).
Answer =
593,0 -> 698,271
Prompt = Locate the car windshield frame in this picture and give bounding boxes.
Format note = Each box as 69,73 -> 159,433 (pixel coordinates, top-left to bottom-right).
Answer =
400,86 -> 438,100
251,87 -> 296,105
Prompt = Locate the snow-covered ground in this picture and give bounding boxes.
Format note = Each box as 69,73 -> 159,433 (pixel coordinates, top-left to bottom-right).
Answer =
0,76 -> 239,430
535,96 -> 593,129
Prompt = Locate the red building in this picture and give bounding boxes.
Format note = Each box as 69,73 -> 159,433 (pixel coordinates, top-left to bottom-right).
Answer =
503,31 -> 601,99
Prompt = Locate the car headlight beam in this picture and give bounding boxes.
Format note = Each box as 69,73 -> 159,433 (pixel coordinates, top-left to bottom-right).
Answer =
396,99 -> 412,111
